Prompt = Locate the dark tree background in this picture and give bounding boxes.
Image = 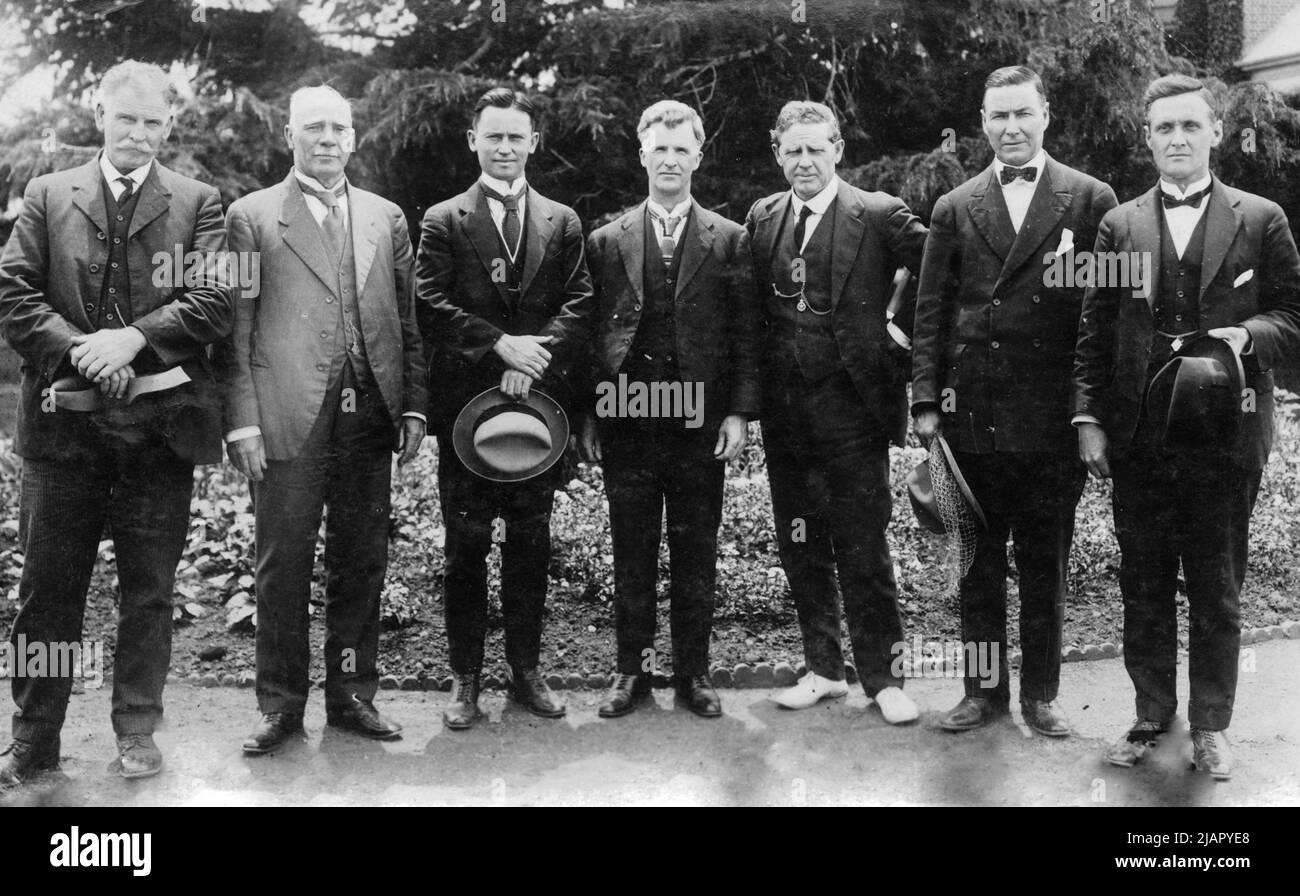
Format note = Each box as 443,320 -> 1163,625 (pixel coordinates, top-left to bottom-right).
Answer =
1,0 -> 1298,236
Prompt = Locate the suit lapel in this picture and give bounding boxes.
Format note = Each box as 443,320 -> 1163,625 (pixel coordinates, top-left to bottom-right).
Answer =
675,202 -> 715,300
753,193 -> 789,277
831,184 -> 864,309
349,187 -> 381,297
1199,178 -> 1242,301
1130,186 -> 1162,309
617,202 -> 648,308
70,159 -> 109,234
279,172 -> 340,298
968,166 -> 1016,262
518,187 -> 555,300
128,163 -> 170,238
995,157 -> 1072,290
457,184 -> 510,308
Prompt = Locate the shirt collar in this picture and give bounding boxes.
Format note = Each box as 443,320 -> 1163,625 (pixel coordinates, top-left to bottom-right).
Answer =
294,168 -> 348,196
479,174 -> 527,198
648,197 -> 691,220
992,149 -> 1046,180
100,152 -> 152,191
1160,173 -> 1212,199
791,175 -> 839,216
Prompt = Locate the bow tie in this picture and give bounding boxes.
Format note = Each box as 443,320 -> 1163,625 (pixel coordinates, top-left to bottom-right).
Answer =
999,165 -> 1038,185
1161,185 -> 1210,210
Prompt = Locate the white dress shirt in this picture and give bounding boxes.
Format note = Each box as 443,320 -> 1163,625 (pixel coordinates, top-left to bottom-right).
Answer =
647,197 -> 691,244
100,153 -> 152,199
479,174 -> 527,258
790,176 -> 839,253
1160,173 -> 1212,259
992,150 -> 1046,233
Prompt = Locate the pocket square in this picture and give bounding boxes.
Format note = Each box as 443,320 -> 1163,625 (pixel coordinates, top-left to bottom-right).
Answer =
1055,228 -> 1074,257
1233,269 -> 1254,288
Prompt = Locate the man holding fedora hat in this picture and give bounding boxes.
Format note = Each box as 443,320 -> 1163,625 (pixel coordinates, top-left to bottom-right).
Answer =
579,101 -> 761,719
1074,74 -> 1300,779
416,87 -> 594,730
912,66 -> 1117,736
745,101 -> 927,723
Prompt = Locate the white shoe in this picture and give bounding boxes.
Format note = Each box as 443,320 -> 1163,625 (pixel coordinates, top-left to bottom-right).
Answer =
773,672 -> 850,709
874,686 -> 919,725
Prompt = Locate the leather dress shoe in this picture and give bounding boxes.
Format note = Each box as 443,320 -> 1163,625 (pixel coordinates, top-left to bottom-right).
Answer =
939,695 -> 1009,731
674,674 -> 722,718
1020,698 -> 1071,737
242,712 -> 306,754
0,738 -> 60,791
508,667 -> 565,718
1190,727 -> 1233,781
326,697 -> 402,740
443,673 -> 483,730
1105,718 -> 1168,768
113,734 -> 163,779
598,673 -> 652,718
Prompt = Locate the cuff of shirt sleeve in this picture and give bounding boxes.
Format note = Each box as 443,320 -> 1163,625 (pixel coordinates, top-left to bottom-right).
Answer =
1071,415 -> 1101,427
402,412 -> 427,424
226,425 -> 262,443
886,321 -> 911,351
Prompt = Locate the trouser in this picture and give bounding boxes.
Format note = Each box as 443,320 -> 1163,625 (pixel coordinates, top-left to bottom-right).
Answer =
600,418 -> 724,677
1111,447 -> 1258,731
437,432 -> 559,675
252,359 -> 393,714
761,367 -> 904,696
11,429 -> 193,742
952,451 -> 1086,704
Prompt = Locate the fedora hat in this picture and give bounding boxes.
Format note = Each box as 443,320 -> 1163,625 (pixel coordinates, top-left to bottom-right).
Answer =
907,435 -> 987,534
1145,333 -> 1245,451
452,387 -> 569,482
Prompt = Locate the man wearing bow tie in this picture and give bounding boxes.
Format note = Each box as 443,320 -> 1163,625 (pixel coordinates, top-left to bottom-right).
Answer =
220,85 -> 428,753
746,101 -> 927,723
416,88 -> 594,729
0,61 -> 233,787
579,101 -> 760,718
912,66 -> 1117,736
1074,74 -> 1300,779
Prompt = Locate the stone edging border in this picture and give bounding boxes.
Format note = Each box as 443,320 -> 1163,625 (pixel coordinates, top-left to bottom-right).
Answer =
181,620 -> 1300,691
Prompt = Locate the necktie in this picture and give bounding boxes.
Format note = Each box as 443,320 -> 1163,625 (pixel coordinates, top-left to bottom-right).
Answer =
299,179 -> 348,260
792,205 -> 813,255
116,176 -> 135,203
1000,165 -> 1038,185
651,212 -> 681,266
481,185 -> 522,256
1161,185 -> 1210,210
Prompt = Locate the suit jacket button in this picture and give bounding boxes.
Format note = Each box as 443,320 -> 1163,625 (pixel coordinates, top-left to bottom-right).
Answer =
634,304 -> 642,311
992,298 -> 1001,306
320,331 -> 329,338
97,232 -> 105,240
1032,295 -> 1041,303
991,341 -> 1000,349
89,264 -> 99,273
85,303 -> 95,312
1033,339 -> 1041,348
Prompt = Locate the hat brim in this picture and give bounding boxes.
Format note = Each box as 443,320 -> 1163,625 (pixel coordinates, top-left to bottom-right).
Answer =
451,387 -> 570,482
935,435 -> 988,530
907,460 -> 947,534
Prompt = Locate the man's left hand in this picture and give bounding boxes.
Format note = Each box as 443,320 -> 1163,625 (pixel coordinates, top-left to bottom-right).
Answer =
1207,326 -> 1250,355
714,414 -> 748,462
70,327 -> 147,382
396,416 -> 426,468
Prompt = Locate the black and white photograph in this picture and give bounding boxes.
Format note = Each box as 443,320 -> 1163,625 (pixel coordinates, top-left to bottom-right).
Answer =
0,0 -> 1296,836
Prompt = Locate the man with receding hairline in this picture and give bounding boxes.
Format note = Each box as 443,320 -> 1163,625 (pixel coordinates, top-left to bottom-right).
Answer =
1074,73 -> 1300,779
747,100 -> 927,723
219,84 -> 428,754
912,65 -> 1117,736
0,60 -> 232,787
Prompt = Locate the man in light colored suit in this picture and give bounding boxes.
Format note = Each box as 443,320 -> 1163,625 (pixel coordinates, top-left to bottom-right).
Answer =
912,66 -> 1117,736
0,61 -> 232,788
219,86 -> 428,754
1074,74 -> 1300,779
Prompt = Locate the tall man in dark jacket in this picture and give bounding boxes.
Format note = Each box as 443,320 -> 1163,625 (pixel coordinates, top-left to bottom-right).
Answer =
416,88 -> 594,730
0,61 -> 232,787
579,101 -> 760,718
747,101 -> 927,723
912,66 -> 1117,735
1074,74 -> 1300,779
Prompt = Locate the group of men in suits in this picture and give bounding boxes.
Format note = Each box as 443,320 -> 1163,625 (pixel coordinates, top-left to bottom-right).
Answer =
0,58 -> 1295,790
